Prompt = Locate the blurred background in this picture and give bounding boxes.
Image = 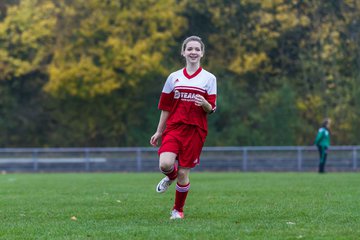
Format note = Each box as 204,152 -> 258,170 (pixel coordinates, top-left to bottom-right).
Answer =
0,0 -> 359,148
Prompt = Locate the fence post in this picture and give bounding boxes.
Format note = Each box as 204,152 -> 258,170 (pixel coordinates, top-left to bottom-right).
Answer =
297,147 -> 302,172
33,150 -> 38,172
136,148 -> 142,172
85,149 -> 90,172
243,148 -> 248,172
353,148 -> 357,171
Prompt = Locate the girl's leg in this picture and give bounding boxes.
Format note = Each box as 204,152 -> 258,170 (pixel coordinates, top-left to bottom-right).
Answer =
173,167 -> 191,213
156,152 -> 177,193
159,152 -> 177,180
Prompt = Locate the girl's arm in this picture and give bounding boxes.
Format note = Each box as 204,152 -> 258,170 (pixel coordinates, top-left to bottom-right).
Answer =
150,110 -> 170,147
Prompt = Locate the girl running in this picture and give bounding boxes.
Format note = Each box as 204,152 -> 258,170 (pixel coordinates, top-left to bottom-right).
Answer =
150,36 -> 217,219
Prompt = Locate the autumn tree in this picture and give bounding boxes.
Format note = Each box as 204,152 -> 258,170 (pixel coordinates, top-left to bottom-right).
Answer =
0,0 -> 359,146
0,0 -> 186,146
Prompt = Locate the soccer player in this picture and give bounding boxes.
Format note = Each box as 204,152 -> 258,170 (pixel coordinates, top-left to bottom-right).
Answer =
314,118 -> 331,173
150,36 -> 217,219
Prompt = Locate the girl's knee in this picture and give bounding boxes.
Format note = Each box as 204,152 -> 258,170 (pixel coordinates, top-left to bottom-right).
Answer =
159,158 -> 176,172
159,152 -> 176,171
177,168 -> 190,184
159,161 -> 173,172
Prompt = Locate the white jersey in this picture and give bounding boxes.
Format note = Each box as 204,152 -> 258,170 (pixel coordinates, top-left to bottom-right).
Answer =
158,67 -> 217,133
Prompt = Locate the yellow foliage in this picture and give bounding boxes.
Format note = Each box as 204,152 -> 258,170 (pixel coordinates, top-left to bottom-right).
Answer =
0,0 -> 58,79
252,0 -> 310,33
0,0 -> 186,98
321,44 -> 335,59
259,0 -> 283,9
260,12 -> 274,24
229,52 -> 268,75
45,56 -> 120,98
42,0 -> 186,98
297,95 -> 323,112
299,16 -> 310,27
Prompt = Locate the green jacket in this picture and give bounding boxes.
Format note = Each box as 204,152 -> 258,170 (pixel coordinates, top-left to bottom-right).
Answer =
314,127 -> 330,147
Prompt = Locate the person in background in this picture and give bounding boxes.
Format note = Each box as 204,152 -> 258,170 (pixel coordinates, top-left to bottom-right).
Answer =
314,118 -> 331,173
150,36 -> 217,219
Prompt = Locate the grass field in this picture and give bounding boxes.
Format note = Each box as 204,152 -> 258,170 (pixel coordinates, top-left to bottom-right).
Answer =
0,172 -> 359,240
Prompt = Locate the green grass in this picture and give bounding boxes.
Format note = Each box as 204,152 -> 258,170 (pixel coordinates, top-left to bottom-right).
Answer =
0,172 -> 359,240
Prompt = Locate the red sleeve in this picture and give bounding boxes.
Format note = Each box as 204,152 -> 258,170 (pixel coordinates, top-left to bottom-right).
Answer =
158,92 -> 174,111
206,94 -> 217,112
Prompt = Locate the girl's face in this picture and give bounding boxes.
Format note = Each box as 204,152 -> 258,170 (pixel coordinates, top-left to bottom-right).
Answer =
182,41 -> 204,65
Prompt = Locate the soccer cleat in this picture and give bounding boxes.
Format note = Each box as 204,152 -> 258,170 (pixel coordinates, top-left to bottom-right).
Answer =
170,209 -> 184,220
156,176 -> 173,193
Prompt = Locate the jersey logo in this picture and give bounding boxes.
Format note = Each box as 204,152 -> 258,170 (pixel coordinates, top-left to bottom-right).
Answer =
173,90 -> 198,102
173,91 -> 197,102
174,90 -> 180,99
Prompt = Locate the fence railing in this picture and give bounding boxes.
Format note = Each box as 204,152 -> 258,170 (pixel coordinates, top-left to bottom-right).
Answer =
0,146 -> 358,172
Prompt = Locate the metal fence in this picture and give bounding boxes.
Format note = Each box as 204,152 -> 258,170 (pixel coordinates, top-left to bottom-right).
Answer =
0,146 -> 358,173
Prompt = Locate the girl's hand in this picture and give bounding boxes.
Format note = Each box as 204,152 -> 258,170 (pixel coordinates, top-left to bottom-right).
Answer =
194,94 -> 207,107
194,94 -> 212,113
150,132 -> 161,147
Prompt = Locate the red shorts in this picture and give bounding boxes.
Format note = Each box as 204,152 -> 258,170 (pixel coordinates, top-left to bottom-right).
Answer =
159,124 -> 206,168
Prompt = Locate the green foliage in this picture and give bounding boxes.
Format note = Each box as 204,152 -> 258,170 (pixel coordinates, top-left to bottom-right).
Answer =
0,0 -> 185,146
257,83 -> 299,145
44,0 -> 186,98
0,0 -> 359,146
184,0 -> 360,146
